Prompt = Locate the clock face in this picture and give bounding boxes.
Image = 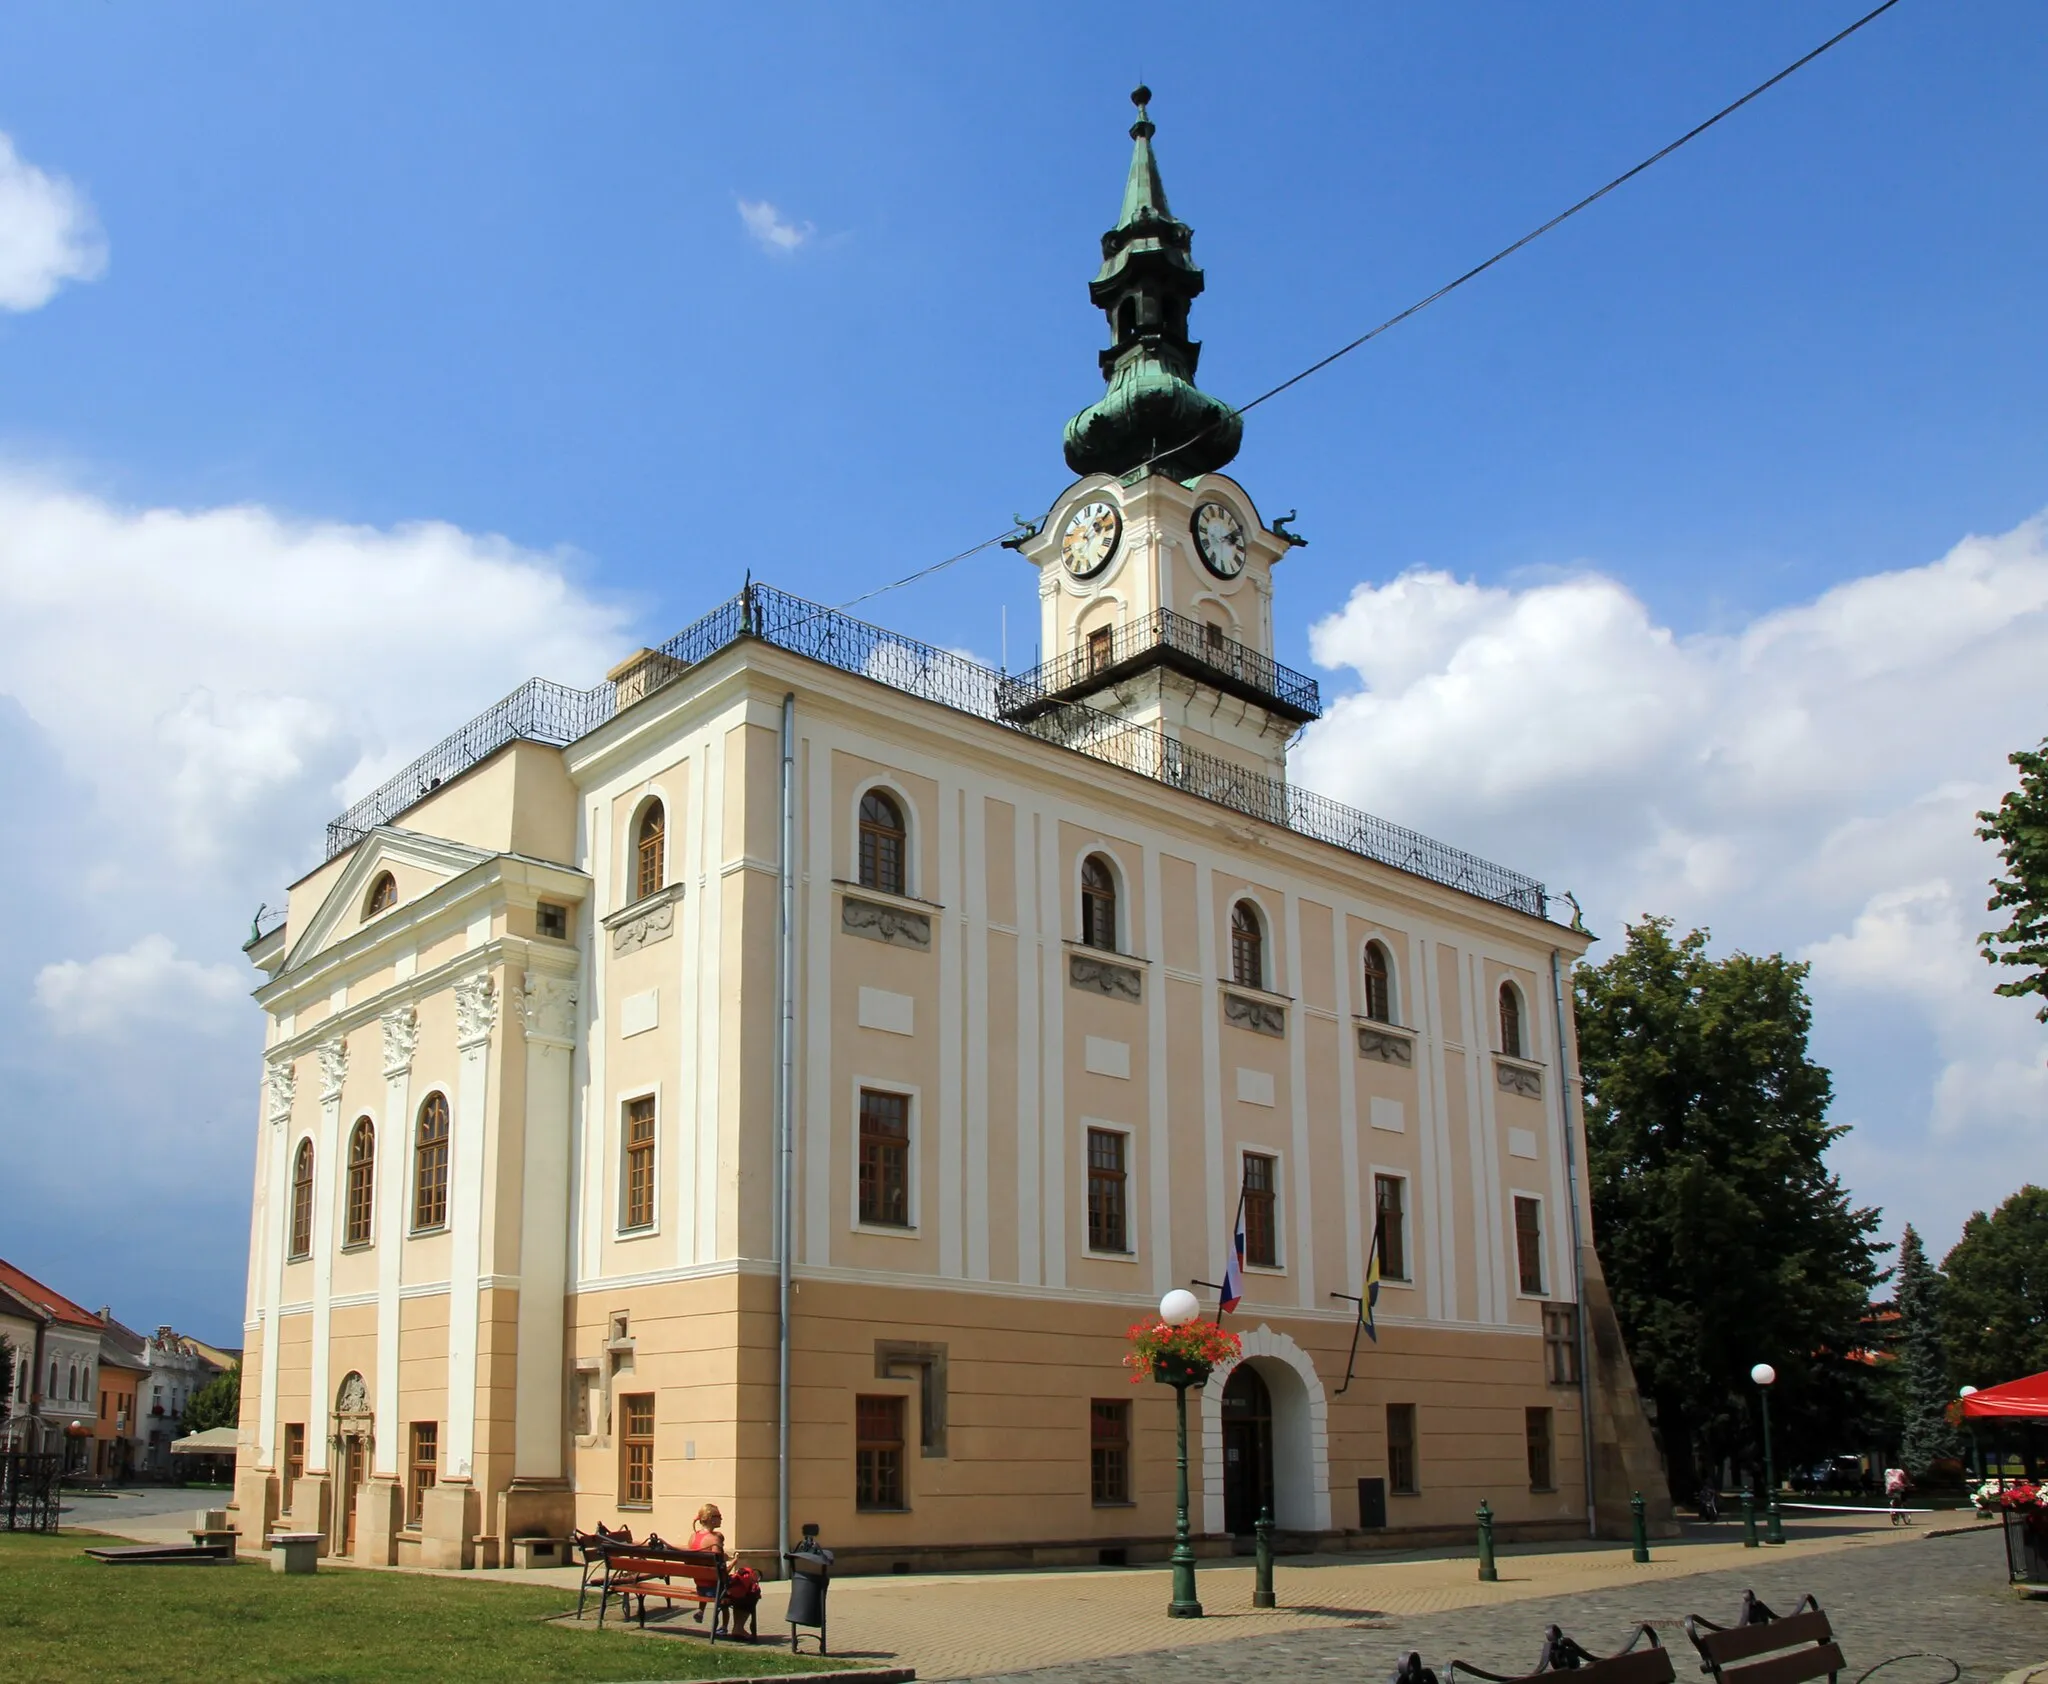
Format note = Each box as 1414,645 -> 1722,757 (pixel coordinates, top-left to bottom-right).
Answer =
1192,501 -> 1247,578
1061,500 -> 1122,578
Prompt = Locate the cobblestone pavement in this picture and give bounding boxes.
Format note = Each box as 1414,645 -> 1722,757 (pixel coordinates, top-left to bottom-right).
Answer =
971,1524 -> 2042,1684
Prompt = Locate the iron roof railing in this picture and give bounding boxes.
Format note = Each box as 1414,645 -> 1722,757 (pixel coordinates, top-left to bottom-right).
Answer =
996,606 -> 1321,723
322,583 -> 1549,918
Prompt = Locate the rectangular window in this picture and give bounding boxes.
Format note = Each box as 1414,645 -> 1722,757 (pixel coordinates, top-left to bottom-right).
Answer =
1087,1128 -> 1129,1253
407,1422 -> 438,1526
1242,1151 -> 1278,1268
622,1097 -> 656,1230
1514,1195 -> 1546,1296
536,900 -> 568,940
1543,1303 -> 1581,1385
1386,1403 -> 1418,1495
283,1423 -> 305,1512
855,1394 -> 906,1510
858,1089 -> 911,1227
1374,1173 -> 1408,1281
1090,1398 -> 1131,1504
1086,626 -> 1113,674
1526,1407 -> 1555,1492
620,1393 -> 655,1507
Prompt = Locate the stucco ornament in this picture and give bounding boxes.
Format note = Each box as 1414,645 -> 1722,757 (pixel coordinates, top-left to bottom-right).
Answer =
610,898 -> 674,955
454,973 -> 498,1048
317,1038 -> 349,1102
841,896 -> 931,950
1495,1059 -> 1543,1099
1069,953 -> 1142,1001
519,973 -> 579,1045
381,1004 -> 419,1076
265,1062 -> 297,1126
335,1371 -> 371,1417
1222,991 -> 1285,1038
1357,1026 -> 1414,1067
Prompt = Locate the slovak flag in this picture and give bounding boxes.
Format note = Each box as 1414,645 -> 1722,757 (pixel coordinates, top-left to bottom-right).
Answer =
1220,1202 -> 1246,1314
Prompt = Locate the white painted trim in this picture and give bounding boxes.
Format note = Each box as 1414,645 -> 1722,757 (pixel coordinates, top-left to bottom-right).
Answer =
1077,1117 -> 1140,1262
1283,894 -> 1315,1311
1014,803 -> 1041,1286
938,778 -> 965,1279
1196,864 -> 1225,1290
1332,904 -> 1365,1308
620,785 -> 676,909
1142,845 -> 1173,1301
803,730 -> 834,1270
1358,930 -> 1404,1027
1038,809 -> 1066,1289
1366,1163 -> 1416,1284
850,773 -> 923,901
372,1055 -> 411,1479
1199,1324 -> 1332,1534
964,790 -> 991,1283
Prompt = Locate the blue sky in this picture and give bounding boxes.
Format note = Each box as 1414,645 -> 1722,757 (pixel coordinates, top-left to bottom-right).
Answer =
2,2 -> 2045,1342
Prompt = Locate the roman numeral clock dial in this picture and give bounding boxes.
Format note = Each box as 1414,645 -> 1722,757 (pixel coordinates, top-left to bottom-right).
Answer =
1061,500 -> 1122,578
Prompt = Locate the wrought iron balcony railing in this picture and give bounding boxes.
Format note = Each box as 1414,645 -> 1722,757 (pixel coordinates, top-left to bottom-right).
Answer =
322,583 -> 1548,919
996,608 -> 1320,724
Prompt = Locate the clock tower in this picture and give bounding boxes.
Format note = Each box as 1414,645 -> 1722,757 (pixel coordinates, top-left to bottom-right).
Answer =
1007,87 -> 1318,782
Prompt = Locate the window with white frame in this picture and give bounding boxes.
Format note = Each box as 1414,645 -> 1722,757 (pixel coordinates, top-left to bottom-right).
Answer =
1513,1194 -> 1546,1295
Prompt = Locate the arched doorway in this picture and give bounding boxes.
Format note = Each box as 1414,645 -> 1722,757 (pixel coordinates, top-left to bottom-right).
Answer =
334,1372 -> 373,1556
1200,1327 -> 1334,1536
1221,1365 -> 1272,1536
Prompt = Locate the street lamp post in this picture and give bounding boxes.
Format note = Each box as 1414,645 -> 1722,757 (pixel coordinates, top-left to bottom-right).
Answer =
1752,1364 -> 1783,1545
1159,1290 -> 1205,1619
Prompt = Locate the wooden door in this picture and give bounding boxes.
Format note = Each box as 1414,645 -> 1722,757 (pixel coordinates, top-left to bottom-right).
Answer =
340,1437 -> 365,1554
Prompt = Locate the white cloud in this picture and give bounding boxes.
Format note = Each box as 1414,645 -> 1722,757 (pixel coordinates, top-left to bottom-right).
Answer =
737,198 -> 812,254
1295,515 -> 2048,1252
0,132 -> 107,311
36,934 -> 244,1036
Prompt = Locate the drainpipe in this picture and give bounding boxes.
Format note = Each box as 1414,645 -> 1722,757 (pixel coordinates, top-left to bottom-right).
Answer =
776,693 -> 798,1568
1550,946 -> 1598,1539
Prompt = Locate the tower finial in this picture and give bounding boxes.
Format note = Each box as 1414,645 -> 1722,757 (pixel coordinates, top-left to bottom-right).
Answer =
1130,83 -> 1154,140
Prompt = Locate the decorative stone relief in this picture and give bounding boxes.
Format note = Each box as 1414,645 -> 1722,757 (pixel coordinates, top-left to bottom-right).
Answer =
610,897 -> 675,956
1357,1026 -> 1414,1067
381,1005 -> 419,1077
1222,990 -> 1285,1038
316,1038 -> 349,1102
266,1062 -> 297,1127
335,1370 -> 370,1418
841,895 -> 931,950
520,973 -> 579,1045
1495,1058 -> 1543,1099
1068,953 -> 1141,1001
455,973 -> 499,1048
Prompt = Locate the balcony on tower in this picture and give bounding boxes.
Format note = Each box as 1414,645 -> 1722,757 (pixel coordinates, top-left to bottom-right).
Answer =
997,606 -> 1321,727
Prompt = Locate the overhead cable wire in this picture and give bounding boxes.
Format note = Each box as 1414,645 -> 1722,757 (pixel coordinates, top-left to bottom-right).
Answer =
841,0 -> 1904,611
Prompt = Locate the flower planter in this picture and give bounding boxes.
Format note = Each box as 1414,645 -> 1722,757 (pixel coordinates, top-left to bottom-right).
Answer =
2004,1510 -> 2048,1585
1151,1356 -> 1214,1392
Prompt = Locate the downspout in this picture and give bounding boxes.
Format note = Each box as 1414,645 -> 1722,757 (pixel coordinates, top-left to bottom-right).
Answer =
776,693 -> 798,1569
1550,946 -> 1598,1539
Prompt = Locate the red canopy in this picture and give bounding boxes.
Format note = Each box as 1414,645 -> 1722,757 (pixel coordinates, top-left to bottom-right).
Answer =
1962,1371 -> 2048,1419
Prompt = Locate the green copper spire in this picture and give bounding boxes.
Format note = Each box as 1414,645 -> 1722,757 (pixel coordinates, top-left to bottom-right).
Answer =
1063,85 -> 1242,482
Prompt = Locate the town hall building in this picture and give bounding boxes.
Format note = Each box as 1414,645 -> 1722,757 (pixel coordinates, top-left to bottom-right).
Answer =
230,88 -> 1668,1573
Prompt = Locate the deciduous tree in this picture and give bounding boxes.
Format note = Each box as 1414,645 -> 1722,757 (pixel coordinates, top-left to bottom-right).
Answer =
1979,736 -> 2048,1022
1942,1187 -> 2048,1388
1577,918 -> 1887,1493
181,1364 -> 240,1435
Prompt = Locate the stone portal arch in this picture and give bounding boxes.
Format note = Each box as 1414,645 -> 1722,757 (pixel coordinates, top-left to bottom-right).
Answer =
1199,1324 -> 1331,1534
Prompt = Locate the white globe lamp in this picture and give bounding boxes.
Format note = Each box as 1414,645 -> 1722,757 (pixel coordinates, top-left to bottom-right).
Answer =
1159,1289 -> 1199,1327
1750,1363 -> 1776,1387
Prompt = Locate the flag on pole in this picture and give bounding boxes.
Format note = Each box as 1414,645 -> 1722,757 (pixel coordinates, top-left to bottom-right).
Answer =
1219,1199 -> 1246,1314
1360,1217 -> 1384,1342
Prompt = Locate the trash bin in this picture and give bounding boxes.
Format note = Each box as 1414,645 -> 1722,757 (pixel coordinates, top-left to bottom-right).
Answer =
784,1528 -> 834,1655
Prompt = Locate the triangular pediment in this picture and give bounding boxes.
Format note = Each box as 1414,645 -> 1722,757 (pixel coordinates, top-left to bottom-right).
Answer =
284,826 -> 496,973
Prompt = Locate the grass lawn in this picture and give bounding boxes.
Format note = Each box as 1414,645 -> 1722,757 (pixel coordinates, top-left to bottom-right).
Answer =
0,1531 -> 841,1683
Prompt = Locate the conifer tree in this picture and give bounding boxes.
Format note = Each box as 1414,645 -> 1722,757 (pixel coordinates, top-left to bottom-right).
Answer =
1896,1225 -> 1963,1476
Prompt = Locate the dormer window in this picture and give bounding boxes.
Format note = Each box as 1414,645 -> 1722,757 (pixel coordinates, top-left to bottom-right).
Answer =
364,873 -> 397,918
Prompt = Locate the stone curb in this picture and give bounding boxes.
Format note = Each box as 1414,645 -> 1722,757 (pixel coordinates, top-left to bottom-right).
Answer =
1993,1666 -> 2048,1684
638,1671 -> 914,1684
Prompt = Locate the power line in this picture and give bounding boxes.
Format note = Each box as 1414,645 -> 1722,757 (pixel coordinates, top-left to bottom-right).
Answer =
842,0 -> 1904,611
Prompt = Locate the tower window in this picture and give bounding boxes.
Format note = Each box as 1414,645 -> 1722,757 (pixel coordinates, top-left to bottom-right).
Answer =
634,801 -> 666,902
1362,941 -> 1393,1024
1085,626 -> 1113,675
288,1138 -> 314,1260
1080,854 -> 1118,952
412,1093 -> 450,1232
1499,982 -> 1524,1058
1229,900 -> 1265,990
1242,1151 -> 1278,1268
858,790 -> 907,897
344,1118 -> 375,1248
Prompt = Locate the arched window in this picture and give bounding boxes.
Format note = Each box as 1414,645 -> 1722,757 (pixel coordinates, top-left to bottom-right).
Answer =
1080,854 -> 1118,952
1362,941 -> 1394,1024
67,1363 -> 77,1402
413,1093 -> 450,1232
634,800 -> 666,902
858,789 -> 907,897
289,1138 -> 315,1259
48,1362 -> 58,1398
1499,981 -> 1524,1059
344,1118 -> 375,1248
1230,900 -> 1265,990
364,872 -> 397,918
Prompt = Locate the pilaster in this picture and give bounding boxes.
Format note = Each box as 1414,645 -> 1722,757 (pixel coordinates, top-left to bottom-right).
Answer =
309,1036 -> 348,1470
445,972 -> 498,1481
257,1060 -> 296,1470
513,971 -> 577,1483
373,1005 -> 416,1478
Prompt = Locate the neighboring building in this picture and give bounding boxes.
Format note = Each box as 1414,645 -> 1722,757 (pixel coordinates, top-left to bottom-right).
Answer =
0,1278 -> 44,1451
232,90 -> 1668,1572
93,1318 -> 147,1481
122,1324 -> 228,1476
0,1260 -> 104,1472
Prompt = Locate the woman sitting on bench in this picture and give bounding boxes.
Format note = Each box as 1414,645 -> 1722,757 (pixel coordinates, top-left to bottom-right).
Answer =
686,1504 -> 762,1638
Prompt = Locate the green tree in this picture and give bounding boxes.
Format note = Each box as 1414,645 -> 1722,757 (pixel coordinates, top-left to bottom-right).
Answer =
1577,918 -> 1887,1493
1942,1187 -> 2048,1388
181,1364 -> 240,1434
1979,736 -> 2048,1021
1896,1225 -> 1964,1476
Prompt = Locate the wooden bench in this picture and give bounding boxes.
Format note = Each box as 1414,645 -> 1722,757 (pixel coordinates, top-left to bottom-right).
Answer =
1686,1593 -> 1843,1684
595,1543 -> 730,1637
1451,1623 -> 1676,1684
